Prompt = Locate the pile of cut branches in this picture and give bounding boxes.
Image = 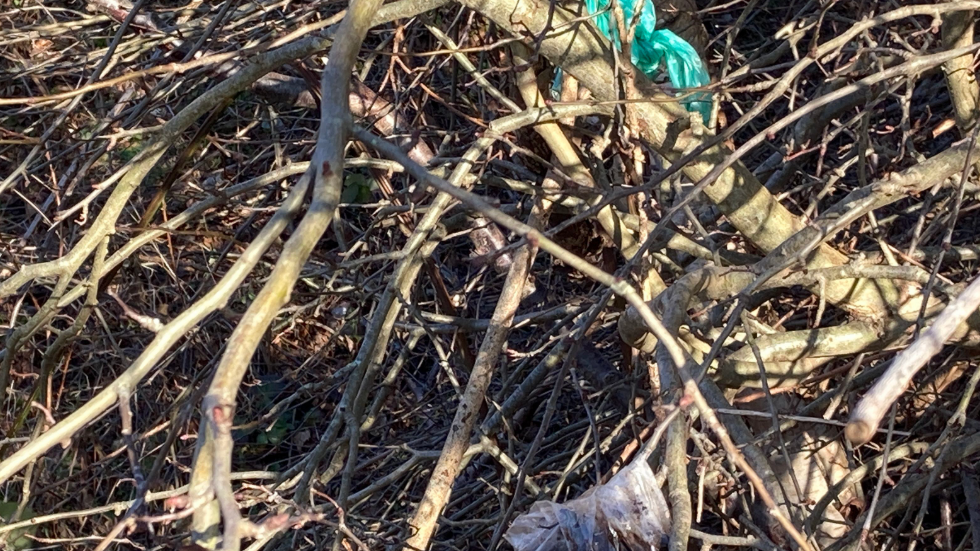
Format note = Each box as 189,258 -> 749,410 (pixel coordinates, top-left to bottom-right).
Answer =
2,0 -> 980,550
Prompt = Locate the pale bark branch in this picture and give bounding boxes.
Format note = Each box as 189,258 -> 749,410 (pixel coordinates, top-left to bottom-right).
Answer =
186,0 -> 384,546
942,9 -> 980,132
846,274 -> 980,445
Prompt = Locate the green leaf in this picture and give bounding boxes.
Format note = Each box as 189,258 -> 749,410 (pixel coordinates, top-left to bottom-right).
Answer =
117,136 -> 143,162
341,173 -> 377,204
0,502 -> 36,550
257,418 -> 288,445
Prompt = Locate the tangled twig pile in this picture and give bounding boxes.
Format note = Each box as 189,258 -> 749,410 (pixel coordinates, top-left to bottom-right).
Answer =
2,0 -> 980,550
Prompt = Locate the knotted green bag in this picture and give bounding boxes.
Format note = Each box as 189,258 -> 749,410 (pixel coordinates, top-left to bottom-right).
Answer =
554,0 -> 711,122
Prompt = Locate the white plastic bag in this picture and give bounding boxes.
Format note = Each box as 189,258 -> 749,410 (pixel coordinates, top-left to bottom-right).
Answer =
504,458 -> 671,551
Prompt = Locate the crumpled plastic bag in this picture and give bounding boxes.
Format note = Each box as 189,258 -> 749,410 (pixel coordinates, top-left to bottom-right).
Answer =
504,458 -> 671,551
553,0 -> 711,122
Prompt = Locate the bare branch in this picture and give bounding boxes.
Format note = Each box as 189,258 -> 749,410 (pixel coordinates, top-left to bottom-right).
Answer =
846,274 -> 980,445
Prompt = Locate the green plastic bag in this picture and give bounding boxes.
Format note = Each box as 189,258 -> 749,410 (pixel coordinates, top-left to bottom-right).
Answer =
555,0 -> 711,122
